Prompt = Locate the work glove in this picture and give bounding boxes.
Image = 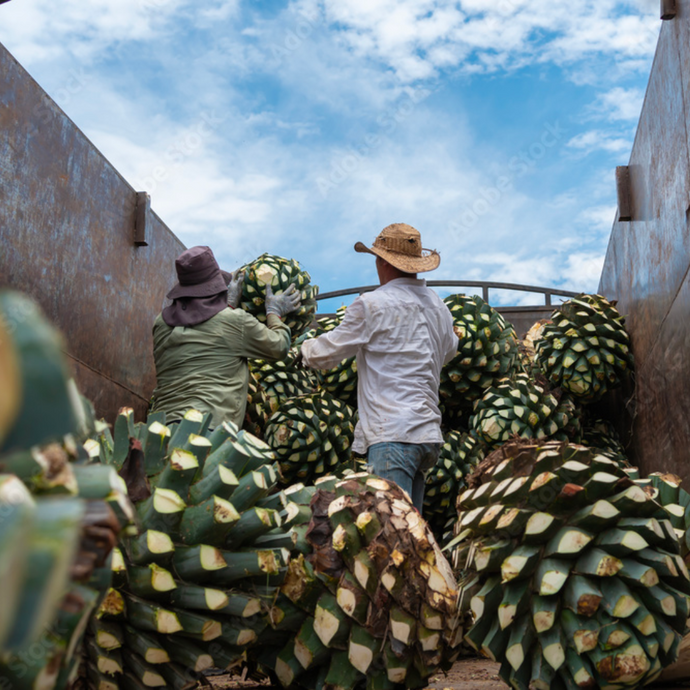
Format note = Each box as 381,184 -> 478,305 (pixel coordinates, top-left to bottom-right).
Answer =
293,343 -> 306,369
227,270 -> 245,309
265,283 -> 301,318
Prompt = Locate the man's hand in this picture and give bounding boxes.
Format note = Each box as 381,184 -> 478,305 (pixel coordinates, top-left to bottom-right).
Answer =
293,343 -> 306,369
265,283 -> 301,317
227,270 -> 245,309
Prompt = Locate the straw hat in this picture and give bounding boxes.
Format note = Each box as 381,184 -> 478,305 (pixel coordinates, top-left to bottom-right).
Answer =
354,223 -> 440,273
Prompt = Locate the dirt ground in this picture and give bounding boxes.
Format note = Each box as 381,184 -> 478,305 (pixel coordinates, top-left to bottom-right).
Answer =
207,658 -> 507,689
205,657 -> 690,689
423,659 -> 505,689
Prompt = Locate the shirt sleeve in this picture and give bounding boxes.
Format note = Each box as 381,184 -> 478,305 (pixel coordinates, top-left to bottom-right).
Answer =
302,297 -> 370,369
442,306 -> 459,365
236,311 -> 291,361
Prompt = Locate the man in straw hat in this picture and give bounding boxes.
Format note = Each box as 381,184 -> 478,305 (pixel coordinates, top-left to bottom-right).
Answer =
151,245 -> 300,429
301,224 -> 458,510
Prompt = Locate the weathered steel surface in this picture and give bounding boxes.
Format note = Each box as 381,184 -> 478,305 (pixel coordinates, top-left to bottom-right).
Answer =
0,42 -> 185,423
600,3 -> 690,483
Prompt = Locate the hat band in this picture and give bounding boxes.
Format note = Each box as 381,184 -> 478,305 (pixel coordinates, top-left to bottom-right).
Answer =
374,236 -> 422,257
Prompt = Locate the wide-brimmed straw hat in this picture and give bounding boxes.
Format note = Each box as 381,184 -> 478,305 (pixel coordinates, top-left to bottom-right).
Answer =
167,246 -> 229,299
354,223 -> 440,273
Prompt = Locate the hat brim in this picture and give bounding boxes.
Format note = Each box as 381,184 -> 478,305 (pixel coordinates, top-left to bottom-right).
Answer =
166,272 -> 229,299
354,241 -> 440,273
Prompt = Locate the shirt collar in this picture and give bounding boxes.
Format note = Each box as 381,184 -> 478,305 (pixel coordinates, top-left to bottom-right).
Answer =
383,277 -> 426,288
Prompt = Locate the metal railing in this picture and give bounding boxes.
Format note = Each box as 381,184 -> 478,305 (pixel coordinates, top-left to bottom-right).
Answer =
316,280 -> 580,307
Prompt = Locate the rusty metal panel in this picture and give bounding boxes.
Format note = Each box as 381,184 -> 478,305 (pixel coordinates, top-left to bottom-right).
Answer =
600,2 -> 690,483
623,21 -> 690,364
679,2 -> 690,161
631,275 -> 690,479
0,42 -> 185,423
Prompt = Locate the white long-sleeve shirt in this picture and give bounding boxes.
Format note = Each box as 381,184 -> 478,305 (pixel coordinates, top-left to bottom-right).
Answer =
302,278 -> 459,454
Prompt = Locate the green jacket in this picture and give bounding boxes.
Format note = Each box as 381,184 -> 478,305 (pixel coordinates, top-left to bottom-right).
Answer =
151,308 -> 290,429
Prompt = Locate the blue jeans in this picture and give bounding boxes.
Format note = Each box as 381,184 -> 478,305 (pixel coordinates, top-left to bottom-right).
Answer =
367,442 -> 440,511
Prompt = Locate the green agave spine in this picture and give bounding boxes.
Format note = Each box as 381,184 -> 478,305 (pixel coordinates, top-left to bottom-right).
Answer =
470,373 -> 577,448
440,294 -> 520,413
533,294 -> 634,403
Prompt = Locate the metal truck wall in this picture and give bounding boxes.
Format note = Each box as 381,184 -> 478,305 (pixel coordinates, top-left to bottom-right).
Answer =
599,4 -> 690,483
0,42 -> 185,423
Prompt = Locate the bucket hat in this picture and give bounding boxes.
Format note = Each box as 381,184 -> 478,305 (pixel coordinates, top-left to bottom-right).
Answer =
166,246 -> 229,299
354,223 -> 440,273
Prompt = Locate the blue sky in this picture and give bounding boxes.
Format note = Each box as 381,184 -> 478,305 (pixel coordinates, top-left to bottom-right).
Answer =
0,0 -> 660,311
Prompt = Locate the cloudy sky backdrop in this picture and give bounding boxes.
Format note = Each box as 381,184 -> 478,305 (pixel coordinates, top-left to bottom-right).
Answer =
0,0 -> 661,309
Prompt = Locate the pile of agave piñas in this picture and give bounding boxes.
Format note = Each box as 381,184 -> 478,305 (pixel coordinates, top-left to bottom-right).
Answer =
0,291 -> 135,690
424,293 -> 632,545
1,269 -> 676,690
265,391 -> 357,487
452,440 -> 690,689
250,347 -> 320,415
439,294 -> 521,418
422,431 -> 487,545
71,408 -> 462,689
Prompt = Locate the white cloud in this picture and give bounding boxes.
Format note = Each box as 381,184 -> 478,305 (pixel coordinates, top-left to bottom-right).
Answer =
578,204 -> 617,231
86,121 -> 303,269
195,0 -> 240,24
567,130 -> 633,153
596,86 -> 646,121
543,11 -> 658,63
320,0 -> 660,82
111,81 -> 618,301
444,245 -> 605,306
561,251 -> 606,292
467,253 -> 557,287
0,0 -> 187,62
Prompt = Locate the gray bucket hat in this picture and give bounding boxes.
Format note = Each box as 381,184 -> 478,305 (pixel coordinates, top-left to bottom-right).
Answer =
166,246 -> 228,299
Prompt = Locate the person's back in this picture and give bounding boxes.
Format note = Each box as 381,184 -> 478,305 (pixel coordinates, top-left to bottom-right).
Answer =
353,277 -> 455,449
150,246 -> 298,430
300,223 -> 458,509
152,307 -> 289,428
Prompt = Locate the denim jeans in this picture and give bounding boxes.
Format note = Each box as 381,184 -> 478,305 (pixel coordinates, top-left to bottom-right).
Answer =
367,442 -> 441,511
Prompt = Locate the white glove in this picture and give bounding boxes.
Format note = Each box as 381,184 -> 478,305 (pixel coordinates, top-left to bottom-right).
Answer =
227,271 -> 245,309
265,283 -> 301,318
